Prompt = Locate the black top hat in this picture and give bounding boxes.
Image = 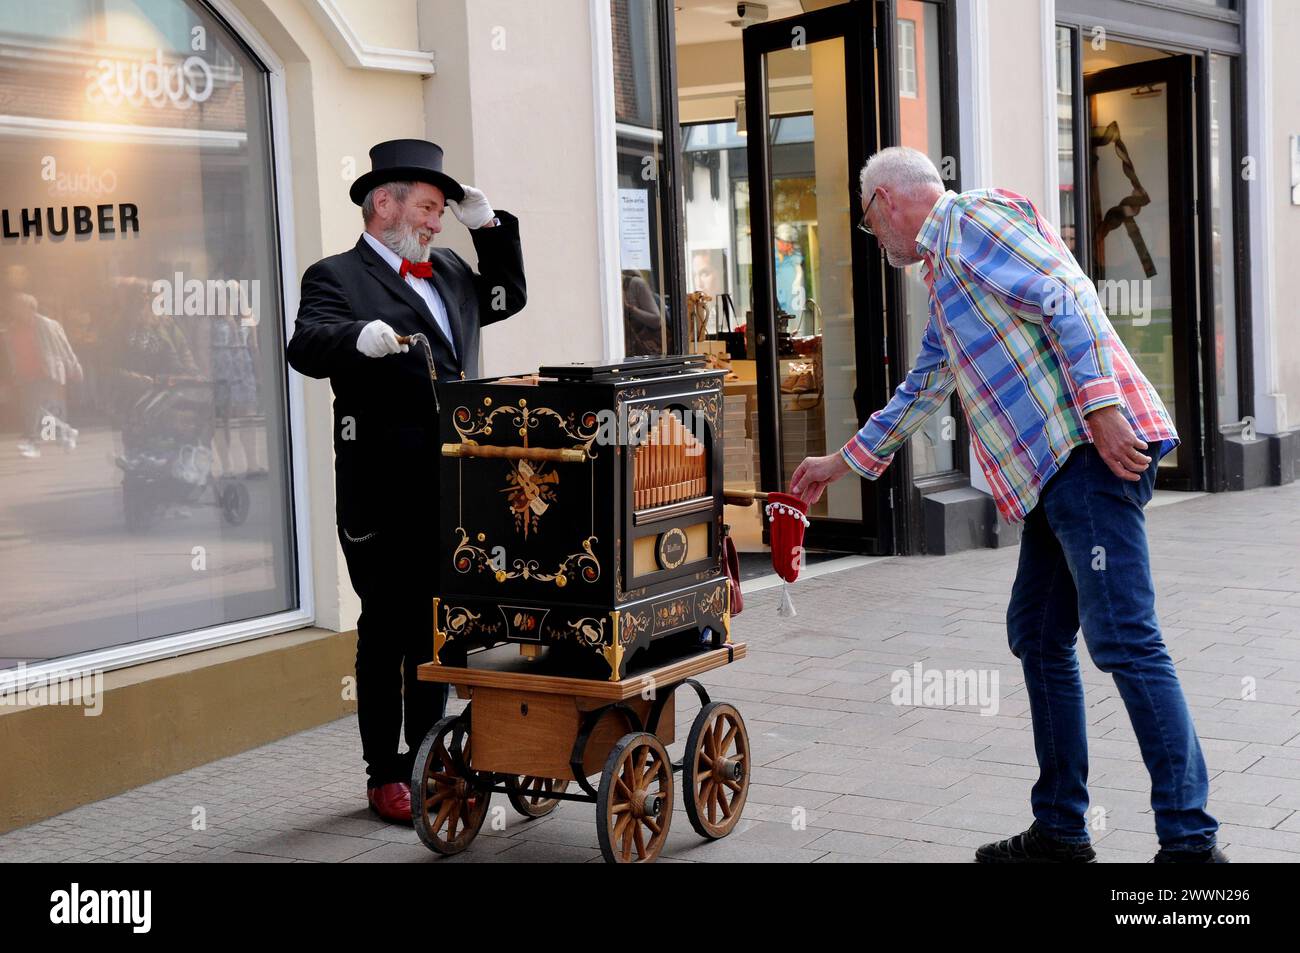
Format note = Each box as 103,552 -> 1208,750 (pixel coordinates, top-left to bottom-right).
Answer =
349,139 -> 465,206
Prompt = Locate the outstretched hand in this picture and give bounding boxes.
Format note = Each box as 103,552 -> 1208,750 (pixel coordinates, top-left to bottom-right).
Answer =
790,452 -> 850,505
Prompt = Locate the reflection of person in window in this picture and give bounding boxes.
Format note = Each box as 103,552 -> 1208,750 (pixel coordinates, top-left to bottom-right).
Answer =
1,293 -> 82,458
107,277 -> 199,421
1060,224 -> 1077,256
63,307 -> 101,420
692,250 -> 725,340
211,311 -> 264,478
622,270 -> 663,355
774,222 -> 806,318
210,266 -> 265,479
692,250 -> 722,298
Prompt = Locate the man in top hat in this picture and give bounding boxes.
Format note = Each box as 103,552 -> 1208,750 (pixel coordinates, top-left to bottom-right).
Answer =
287,139 -> 526,823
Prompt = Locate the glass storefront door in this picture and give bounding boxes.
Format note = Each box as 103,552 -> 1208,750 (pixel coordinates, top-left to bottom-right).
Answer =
742,4 -> 892,554
1085,56 -> 1201,489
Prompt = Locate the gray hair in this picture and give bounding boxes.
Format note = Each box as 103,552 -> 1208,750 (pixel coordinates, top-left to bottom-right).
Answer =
361,180 -> 414,223
859,146 -> 943,201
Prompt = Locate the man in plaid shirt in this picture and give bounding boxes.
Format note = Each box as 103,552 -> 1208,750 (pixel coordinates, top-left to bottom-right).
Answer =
792,146 -> 1223,863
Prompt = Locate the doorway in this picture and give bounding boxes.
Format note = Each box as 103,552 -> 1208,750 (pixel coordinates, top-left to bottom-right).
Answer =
1057,30 -> 1242,493
673,0 -> 967,557
742,5 -> 892,553
673,1 -> 900,557
1085,54 -> 1200,489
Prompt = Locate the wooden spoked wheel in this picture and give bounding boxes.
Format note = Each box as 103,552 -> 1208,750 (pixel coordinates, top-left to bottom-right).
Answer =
683,702 -> 750,839
412,714 -> 490,855
596,732 -> 674,863
505,775 -> 570,818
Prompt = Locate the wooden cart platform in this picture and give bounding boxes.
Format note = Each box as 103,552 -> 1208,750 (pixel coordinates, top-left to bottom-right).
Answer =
410,640 -> 751,863
417,641 -> 746,699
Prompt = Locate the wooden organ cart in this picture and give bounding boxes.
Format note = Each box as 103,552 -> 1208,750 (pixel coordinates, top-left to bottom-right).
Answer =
412,355 -> 752,863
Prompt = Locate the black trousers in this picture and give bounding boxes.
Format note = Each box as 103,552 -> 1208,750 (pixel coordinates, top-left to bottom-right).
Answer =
339,518 -> 448,788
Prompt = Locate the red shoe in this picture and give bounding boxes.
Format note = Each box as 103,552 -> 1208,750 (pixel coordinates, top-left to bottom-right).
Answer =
367,782 -> 413,825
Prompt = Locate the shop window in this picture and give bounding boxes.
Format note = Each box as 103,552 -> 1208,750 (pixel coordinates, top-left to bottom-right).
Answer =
680,115 -> 816,336
896,0 -> 954,476
610,0 -> 682,357
0,2 -> 297,672
679,113 -> 818,499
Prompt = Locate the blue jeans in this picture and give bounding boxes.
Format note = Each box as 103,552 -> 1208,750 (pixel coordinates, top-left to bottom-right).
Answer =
1006,440 -> 1218,851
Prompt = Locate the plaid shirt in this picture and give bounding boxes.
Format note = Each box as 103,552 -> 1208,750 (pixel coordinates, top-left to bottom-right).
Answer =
840,188 -> 1178,522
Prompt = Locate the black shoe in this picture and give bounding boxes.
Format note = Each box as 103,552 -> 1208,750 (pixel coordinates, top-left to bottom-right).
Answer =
975,822 -> 1096,863
1153,846 -> 1229,863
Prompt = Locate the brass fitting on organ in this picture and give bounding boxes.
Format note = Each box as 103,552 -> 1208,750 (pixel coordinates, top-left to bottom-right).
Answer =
441,442 -> 587,464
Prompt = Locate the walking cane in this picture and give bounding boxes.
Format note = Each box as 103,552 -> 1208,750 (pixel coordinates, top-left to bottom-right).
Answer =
397,333 -> 439,414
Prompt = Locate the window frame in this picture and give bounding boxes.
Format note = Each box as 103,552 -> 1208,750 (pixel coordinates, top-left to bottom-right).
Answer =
599,0 -> 689,359
896,1 -> 964,488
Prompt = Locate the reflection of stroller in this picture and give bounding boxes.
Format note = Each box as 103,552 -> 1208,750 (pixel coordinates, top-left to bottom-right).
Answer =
114,376 -> 249,533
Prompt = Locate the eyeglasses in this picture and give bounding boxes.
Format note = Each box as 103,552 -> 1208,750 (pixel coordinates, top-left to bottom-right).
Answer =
857,191 -> 879,237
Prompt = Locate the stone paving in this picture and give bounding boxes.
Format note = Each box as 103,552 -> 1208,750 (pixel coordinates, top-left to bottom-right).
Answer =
2,483 -> 1298,863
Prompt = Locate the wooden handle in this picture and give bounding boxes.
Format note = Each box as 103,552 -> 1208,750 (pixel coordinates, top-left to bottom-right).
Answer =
722,487 -> 772,506
442,443 -> 587,464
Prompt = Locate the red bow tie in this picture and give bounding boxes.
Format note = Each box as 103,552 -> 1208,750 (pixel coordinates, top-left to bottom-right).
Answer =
399,259 -> 433,279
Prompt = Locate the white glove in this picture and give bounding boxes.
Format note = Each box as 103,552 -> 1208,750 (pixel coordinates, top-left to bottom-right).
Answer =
448,185 -> 495,229
356,320 -> 408,358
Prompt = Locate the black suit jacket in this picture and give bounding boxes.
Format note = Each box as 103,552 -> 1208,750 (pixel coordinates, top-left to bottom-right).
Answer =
286,212 -> 526,537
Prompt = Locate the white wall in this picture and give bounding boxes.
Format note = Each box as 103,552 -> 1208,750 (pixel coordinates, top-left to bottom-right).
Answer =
985,0 -> 1050,206
421,0 -> 609,378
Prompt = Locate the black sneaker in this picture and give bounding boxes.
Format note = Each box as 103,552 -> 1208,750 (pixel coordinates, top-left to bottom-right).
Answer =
1153,846 -> 1229,863
975,822 -> 1097,863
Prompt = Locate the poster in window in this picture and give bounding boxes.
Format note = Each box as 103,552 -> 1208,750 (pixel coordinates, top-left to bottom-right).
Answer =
618,188 -> 652,271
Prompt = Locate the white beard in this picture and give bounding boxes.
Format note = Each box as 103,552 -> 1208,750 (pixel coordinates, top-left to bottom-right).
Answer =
885,242 -> 922,268
381,220 -> 432,262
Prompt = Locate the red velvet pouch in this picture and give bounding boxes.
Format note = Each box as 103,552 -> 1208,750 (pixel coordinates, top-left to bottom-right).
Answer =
764,492 -> 810,583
